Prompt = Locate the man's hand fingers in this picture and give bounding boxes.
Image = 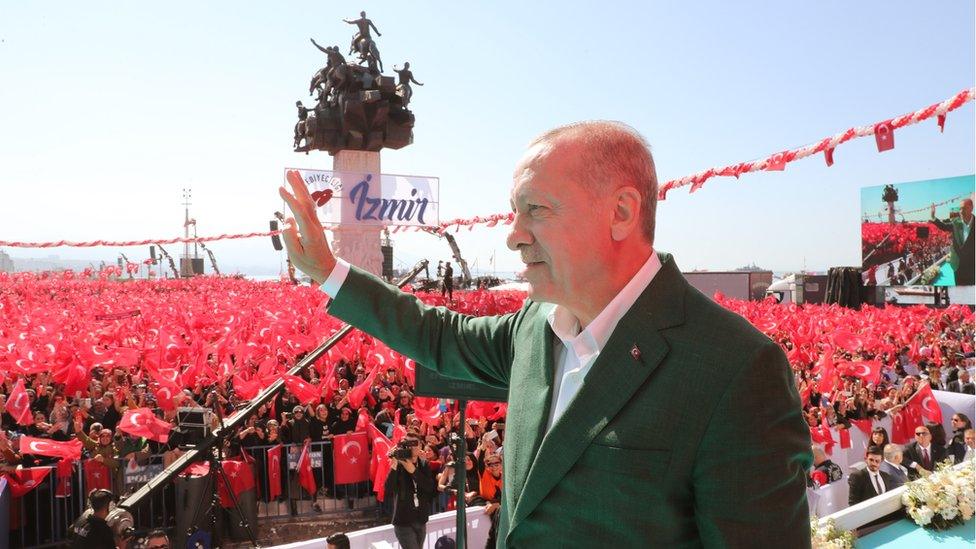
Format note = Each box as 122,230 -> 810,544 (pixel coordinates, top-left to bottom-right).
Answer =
286,170 -> 316,205
279,218 -> 304,258
278,185 -> 323,250
286,170 -> 323,230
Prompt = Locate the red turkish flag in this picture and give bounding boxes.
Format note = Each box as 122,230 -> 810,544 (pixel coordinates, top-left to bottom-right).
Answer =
4,467 -> 52,498
367,423 -> 393,502
19,436 -> 82,461
906,384 -> 943,424
831,330 -> 863,353
267,444 -> 283,500
181,461 -> 210,478
84,459 -> 112,491
297,441 -> 317,496
816,351 -> 837,394
118,408 -> 172,443
838,360 -> 881,385
890,410 -> 911,445
55,357 -> 90,398
809,426 -> 834,455
412,397 -> 443,426
347,365 -> 379,410
838,428 -> 852,450
6,378 -> 33,426
850,419 -> 873,437
874,120 -> 895,152
333,431 -> 369,484
233,374 -> 262,401
466,400 -> 500,419
55,458 -> 73,498
283,375 -> 320,405
217,459 -> 255,508
153,380 -> 180,412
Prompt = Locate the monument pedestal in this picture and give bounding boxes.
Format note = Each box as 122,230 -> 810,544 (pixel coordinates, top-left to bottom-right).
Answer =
332,150 -> 383,276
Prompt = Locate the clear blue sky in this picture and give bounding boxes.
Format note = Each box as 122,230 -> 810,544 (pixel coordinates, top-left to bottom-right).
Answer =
0,1 -> 973,275
860,175 -> 974,221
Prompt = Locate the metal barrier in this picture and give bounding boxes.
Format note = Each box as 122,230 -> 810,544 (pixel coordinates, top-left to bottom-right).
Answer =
6,442 -> 385,547
244,441 -> 381,520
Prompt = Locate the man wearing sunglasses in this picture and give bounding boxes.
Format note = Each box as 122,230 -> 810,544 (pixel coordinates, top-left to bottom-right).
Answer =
903,425 -> 948,480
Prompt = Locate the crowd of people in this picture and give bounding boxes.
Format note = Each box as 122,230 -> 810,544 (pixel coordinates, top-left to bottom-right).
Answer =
0,270 -> 972,545
719,295 -> 975,513
861,221 -> 953,285
0,271 -> 519,546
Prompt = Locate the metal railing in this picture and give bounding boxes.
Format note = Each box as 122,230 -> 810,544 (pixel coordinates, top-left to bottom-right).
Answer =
243,441 -> 380,519
7,441 -> 387,548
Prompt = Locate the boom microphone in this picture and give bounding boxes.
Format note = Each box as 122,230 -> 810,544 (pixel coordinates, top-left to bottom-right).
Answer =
270,220 -> 283,251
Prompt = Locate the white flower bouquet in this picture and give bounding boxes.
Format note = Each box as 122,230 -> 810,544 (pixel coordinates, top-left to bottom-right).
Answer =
810,517 -> 854,549
901,459 -> 975,530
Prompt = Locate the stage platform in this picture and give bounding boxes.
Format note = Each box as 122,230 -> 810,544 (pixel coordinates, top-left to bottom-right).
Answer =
859,518 -> 974,548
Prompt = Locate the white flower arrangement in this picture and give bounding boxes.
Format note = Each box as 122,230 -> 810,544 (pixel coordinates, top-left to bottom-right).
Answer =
901,458 -> 975,530
810,517 -> 854,549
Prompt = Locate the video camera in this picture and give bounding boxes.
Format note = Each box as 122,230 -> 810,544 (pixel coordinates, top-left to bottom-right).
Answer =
390,438 -> 419,461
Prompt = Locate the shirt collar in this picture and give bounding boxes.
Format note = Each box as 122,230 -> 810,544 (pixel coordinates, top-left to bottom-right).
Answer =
548,250 -> 661,354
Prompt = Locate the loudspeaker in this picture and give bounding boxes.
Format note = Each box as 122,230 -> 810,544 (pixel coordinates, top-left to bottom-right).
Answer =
149,245 -> 156,261
174,470 -> 215,549
916,226 -> 930,239
270,220 -> 283,251
381,244 -> 394,280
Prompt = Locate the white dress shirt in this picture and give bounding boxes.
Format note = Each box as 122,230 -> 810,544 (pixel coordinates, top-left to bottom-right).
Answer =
870,470 -> 886,494
319,251 -> 663,433
544,251 -> 661,430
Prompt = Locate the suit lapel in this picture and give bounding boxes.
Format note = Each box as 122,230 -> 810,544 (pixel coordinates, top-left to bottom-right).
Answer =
503,304 -> 556,517
510,254 -> 686,531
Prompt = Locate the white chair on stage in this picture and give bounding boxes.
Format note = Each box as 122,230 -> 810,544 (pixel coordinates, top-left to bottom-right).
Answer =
808,480 -> 849,518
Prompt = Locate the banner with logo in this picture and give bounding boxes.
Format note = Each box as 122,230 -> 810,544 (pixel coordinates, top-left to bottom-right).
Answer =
287,168 -> 439,228
124,461 -> 165,485
287,449 -> 323,470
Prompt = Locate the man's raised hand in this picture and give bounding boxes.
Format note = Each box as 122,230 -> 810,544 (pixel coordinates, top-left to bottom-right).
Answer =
278,170 -> 338,285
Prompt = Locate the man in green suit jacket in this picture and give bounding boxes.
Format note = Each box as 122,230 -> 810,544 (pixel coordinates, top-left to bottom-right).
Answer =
280,121 -> 813,547
930,198 -> 974,285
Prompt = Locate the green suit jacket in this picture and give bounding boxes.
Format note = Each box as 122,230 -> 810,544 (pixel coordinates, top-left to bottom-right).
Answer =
329,252 -> 812,548
932,215 -> 974,272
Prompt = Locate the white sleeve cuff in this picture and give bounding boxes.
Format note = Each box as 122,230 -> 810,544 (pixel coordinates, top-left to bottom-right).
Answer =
319,259 -> 351,298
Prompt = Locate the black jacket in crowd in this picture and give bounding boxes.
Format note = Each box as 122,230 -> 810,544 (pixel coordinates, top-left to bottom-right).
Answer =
384,458 -> 437,526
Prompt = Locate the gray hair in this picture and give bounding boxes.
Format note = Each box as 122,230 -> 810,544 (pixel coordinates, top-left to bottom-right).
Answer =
529,120 -> 658,244
883,443 -> 902,461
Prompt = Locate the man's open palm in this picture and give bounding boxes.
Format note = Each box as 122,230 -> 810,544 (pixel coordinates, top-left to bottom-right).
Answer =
278,169 -> 338,284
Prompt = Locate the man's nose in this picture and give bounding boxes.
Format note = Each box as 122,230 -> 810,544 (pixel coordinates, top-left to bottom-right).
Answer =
506,213 -> 533,251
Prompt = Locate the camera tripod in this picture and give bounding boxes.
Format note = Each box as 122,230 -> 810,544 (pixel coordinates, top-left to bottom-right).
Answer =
185,397 -> 260,548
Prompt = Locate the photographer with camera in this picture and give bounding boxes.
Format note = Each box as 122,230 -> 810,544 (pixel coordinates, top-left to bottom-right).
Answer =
385,434 -> 437,549
71,489 -> 130,549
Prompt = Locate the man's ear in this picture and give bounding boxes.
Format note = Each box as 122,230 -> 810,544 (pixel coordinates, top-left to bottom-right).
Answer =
610,186 -> 643,241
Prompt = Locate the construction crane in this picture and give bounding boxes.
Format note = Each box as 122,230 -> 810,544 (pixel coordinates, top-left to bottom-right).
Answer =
420,227 -> 472,287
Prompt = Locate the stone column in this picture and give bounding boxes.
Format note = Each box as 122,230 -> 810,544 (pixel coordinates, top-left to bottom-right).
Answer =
331,150 -> 383,276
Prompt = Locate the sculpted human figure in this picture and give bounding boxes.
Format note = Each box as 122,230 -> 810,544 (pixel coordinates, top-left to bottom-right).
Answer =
393,62 -> 423,107
294,101 -> 310,149
344,11 -> 381,55
344,11 -> 383,71
309,39 -> 349,104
